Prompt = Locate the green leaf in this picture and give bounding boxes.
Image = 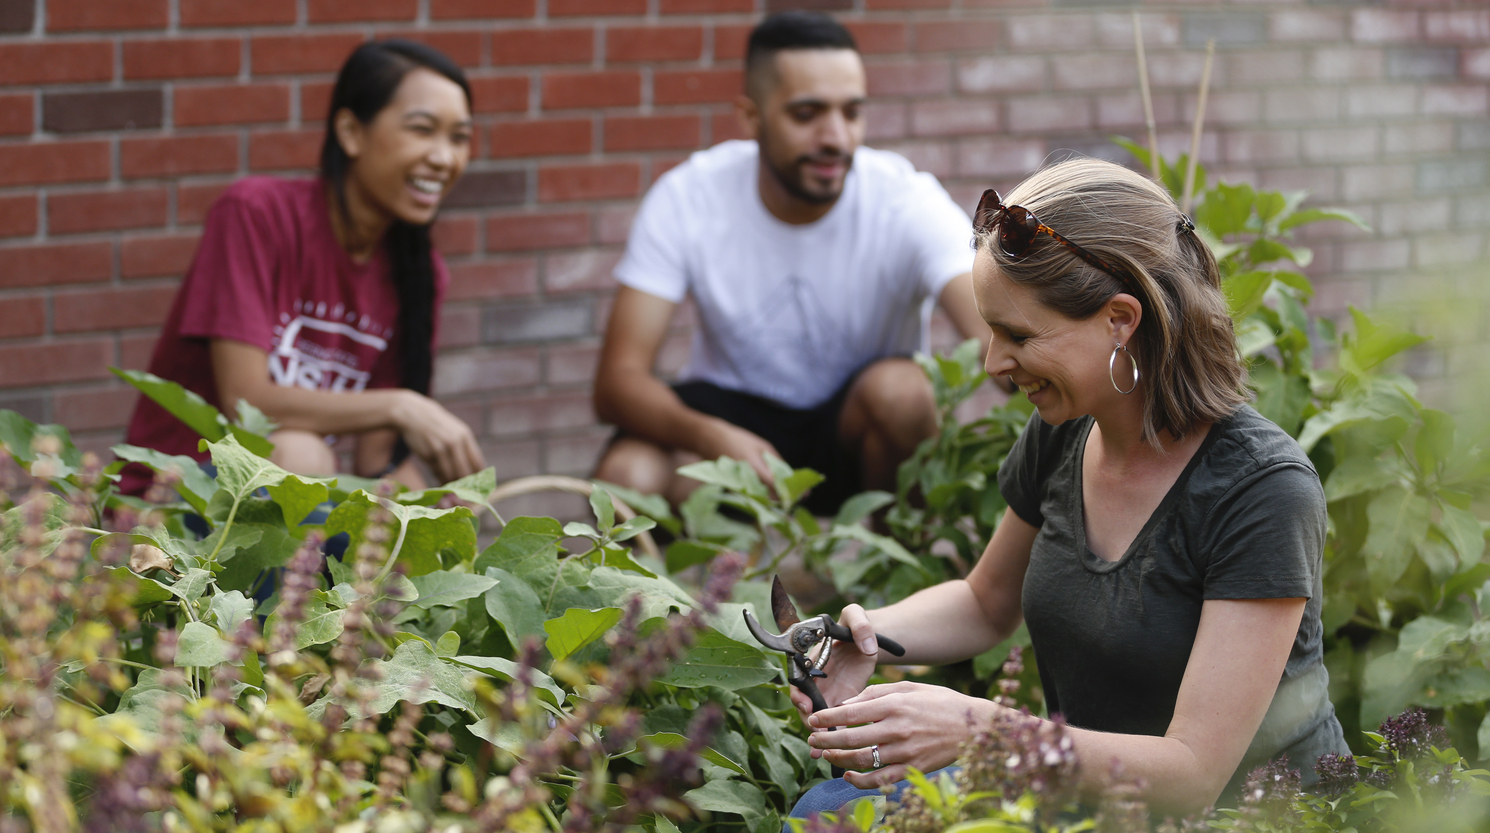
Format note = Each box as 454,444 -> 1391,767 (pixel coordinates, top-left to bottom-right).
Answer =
324,491 -> 477,579
1195,181 -> 1254,237
1278,207 -> 1370,233
1324,454 -> 1401,502
434,631 -> 460,657
205,435 -> 290,502
1248,362 -> 1311,437
1438,503 -> 1486,566
175,621 -> 233,667
665,540 -> 725,573
231,398 -> 279,437
658,630 -> 778,690
408,570 -> 498,608
1414,409 -> 1455,476
1362,486 -> 1432,589
1345,307 -> 1430,374
474,517 -> 565,589
0,411 -> 83,470
590,543 -> 657,578
209,590 -> 254,634
676,457 -> 770,500
263,596 -> 344,650
544,607 -> 622,662
114,368 -> 274,457
684,779 -> 768,822
1248,238 -> 1303,268
829,524 -> 925,573
446,655 -> 564,706
589,485 -> 616,533
357,640 -> 480,717
215,522 -> 300,595
198,523 -> 263,567
168,568 -> 213,603
111,444 -> 217,513
265,475 -> 332,532
1223,271 -> 1274,319
104,565 -> 174,607
483,567 -> 548,646
609,515 -> 657,543
398,467 -> 498,509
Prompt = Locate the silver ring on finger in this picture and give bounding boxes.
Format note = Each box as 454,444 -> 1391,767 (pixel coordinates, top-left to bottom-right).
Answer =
871,744 -> 881,769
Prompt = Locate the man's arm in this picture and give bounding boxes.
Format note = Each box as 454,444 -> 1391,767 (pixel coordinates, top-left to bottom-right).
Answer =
593,286 -> 779,478
939,272 -> 1014,394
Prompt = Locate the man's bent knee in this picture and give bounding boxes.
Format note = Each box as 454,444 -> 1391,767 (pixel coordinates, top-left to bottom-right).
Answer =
846,358 -> 936,430
593,437 -> 674,496
268,429 -> 338,476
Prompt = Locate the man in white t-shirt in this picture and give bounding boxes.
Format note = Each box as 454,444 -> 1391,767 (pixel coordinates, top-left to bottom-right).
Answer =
592,11 -> 991,514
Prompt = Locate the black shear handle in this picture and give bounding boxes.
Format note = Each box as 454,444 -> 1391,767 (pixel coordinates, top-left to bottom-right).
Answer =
823,618 -> 906,657
792,676 -> 846,778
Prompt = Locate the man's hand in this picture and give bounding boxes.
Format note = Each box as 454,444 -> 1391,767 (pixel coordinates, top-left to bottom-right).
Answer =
701,419 -> 782,484
388,390 -> 486,484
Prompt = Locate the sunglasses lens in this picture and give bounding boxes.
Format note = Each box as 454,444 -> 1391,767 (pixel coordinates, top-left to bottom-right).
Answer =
1000,205 -> 1039,258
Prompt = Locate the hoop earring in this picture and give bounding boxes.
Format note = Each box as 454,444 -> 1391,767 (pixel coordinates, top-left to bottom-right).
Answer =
1109,343 -> 1139,395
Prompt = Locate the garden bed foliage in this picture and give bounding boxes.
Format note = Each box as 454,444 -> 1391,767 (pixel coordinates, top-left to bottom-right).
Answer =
4,149 -> 1490,831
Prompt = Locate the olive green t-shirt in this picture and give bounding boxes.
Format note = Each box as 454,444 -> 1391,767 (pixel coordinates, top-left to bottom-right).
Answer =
997,405 -> 1347,791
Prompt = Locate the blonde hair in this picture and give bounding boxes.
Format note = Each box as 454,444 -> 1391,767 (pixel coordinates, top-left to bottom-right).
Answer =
979,158 -> 1246,444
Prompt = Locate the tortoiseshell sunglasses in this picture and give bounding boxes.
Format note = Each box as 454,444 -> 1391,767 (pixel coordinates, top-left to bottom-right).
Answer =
973,188 -> 1135,289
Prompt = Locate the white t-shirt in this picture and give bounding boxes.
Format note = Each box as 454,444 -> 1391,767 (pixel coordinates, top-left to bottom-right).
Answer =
614,140 -> 975,410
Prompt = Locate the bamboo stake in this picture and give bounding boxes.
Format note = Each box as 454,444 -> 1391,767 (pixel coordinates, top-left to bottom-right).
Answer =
1181,38 -> 1215,215
1133,13 -> 1160,180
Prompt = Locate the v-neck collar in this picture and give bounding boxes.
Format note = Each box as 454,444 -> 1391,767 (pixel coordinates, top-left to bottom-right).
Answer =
1071,415 -> 1226,574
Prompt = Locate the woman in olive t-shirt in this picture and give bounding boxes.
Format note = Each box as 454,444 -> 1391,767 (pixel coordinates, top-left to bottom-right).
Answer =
788,158 -> 1348,818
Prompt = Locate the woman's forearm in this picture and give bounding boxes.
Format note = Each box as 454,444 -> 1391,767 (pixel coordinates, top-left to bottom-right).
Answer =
862,579 -> 1014,666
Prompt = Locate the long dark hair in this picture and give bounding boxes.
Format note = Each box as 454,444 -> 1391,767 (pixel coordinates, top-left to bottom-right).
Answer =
320,39 -> 472,397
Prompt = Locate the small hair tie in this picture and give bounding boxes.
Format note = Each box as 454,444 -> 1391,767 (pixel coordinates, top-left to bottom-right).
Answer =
1178,215 -> 1196,234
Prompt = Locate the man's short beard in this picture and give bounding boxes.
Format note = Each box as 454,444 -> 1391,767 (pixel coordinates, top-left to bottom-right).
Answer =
764,148 -> 852,206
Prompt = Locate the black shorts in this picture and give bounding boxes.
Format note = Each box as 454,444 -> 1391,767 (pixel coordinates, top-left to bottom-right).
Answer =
615,376 -> 864,516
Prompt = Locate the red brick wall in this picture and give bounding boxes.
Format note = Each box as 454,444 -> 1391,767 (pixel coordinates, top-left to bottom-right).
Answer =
1,0 -> 1487,517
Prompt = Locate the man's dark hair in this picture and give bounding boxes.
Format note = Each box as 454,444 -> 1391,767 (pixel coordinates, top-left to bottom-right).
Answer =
745,11 -> 859,101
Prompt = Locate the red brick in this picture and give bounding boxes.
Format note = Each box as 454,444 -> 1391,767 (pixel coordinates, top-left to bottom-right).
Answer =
301,82 -> 334,124
543,71 -> 641,110
432,215 -> 478,256
910,100 -> 998,137
438,306 -> 480,349
913,20 -> 1001,53
546,342 -> 599,386
471,75 -> 530,113
49,188 -> 170,235
252,33 -> 366,75
711,110 -> 749,144
0,94 -> 31,136
0,142 -> 110,188
49,0 -> 166,31
1352,10 -> 1420,43
0,340 -> 114,388
0,41 -> 113,85
43,89 -> 163,134
248,129 -> 322,172
181,0 -> 294,26
488,391 -> 595,437
713,24 -> 751,61
868,0 -> 952,9
177,181 -> 234,224
549,0 -> 645,15
1053,54 -> 1137,91
446,259 -> 539,301
1270,10 -> 1347,42
845,21 -> 909,54
385,31 -> 483,69
654,68 -> 742,105
866,60 -> 951,97
486,212 -> 589,251
307,0 -> 417,23
1010,14 -> 1094,49
122,233 -> 200,279
956,136 -> 1047,178
604,114 -> 701,151
175,83 -> 290,127
53,387 -> 140,432
0,243 -> 113,289
120,134 -> 239,179
1466,48 -> 1490,81
661,0 -> 751,12
432,347 -> 542,395
539,162 -> 641,202
607,26 -> 704,63
650,155 -> 688,183
0,295 -> 45,340
545,250 -> 621,294
1422,85 -> 1489,117
491,28 -> 593,66
123,37 -> 240,80
431,0 -> 535,19
956,56 -> 1042,94
489,118 -> 592,158
118,334 -> 156,371
54,284 -> 179,333
0,196 -> 37,239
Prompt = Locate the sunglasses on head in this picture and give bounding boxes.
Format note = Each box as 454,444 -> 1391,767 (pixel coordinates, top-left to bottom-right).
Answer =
974,189 -> 1136,290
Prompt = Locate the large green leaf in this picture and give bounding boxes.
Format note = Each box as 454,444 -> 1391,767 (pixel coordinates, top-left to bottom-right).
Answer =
1361,486 -> 1432,589
676,457 -> 771,501
684,779 -> 768,822
175,621 -> 233,667
263,595 -> 344,650
482,567 -> 548,646
1438,502 -> 1486,566
325,491 -> 477,579
446,655 -> 564,706
209,590 -> 255,634
658,629 -> 778,690
543,607 -> 623,662
1223,271 -> 1273,319
474,517 -> 566,590
1343,307 -> 1430,375
397,467 -> 497,510
1323,454 -> 1401,502
111,444 -> 218,512
205,435 -> 290,502
214,522 -> 301,594
1278,207 -> 1369,233
114,368 -> 274,457
1248,362 -> 1311,437
357,639 -> 480,717
98,668 -> 195,745
408,570 -> 499,608
264,474 -> 332,532
0,410 -> 84,470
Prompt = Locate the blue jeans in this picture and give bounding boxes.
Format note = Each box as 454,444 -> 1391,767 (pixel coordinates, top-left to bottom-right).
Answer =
784,767 -> 957,832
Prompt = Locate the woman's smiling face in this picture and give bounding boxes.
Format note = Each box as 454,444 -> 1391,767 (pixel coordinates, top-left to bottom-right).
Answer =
973,246 -> 1122,426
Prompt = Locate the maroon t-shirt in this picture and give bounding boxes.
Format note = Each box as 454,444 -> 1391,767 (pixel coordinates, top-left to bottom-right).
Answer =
121,176 -> 448,492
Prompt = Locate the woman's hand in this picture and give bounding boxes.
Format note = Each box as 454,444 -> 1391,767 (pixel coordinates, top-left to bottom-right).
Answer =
389,390 -> 486,484
806,682 -> 998,789
788,604 -> 880,720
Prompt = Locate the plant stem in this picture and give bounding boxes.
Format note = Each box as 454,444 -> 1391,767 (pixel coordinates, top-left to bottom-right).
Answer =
374,508 -> 410,585
206,495 -> 242,568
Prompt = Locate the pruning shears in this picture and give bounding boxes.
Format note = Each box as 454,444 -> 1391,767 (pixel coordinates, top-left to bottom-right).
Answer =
743,576 -> 906,774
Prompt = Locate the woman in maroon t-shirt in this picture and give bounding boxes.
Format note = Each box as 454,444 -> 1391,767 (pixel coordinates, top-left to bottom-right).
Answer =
124,40 -> 485,490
